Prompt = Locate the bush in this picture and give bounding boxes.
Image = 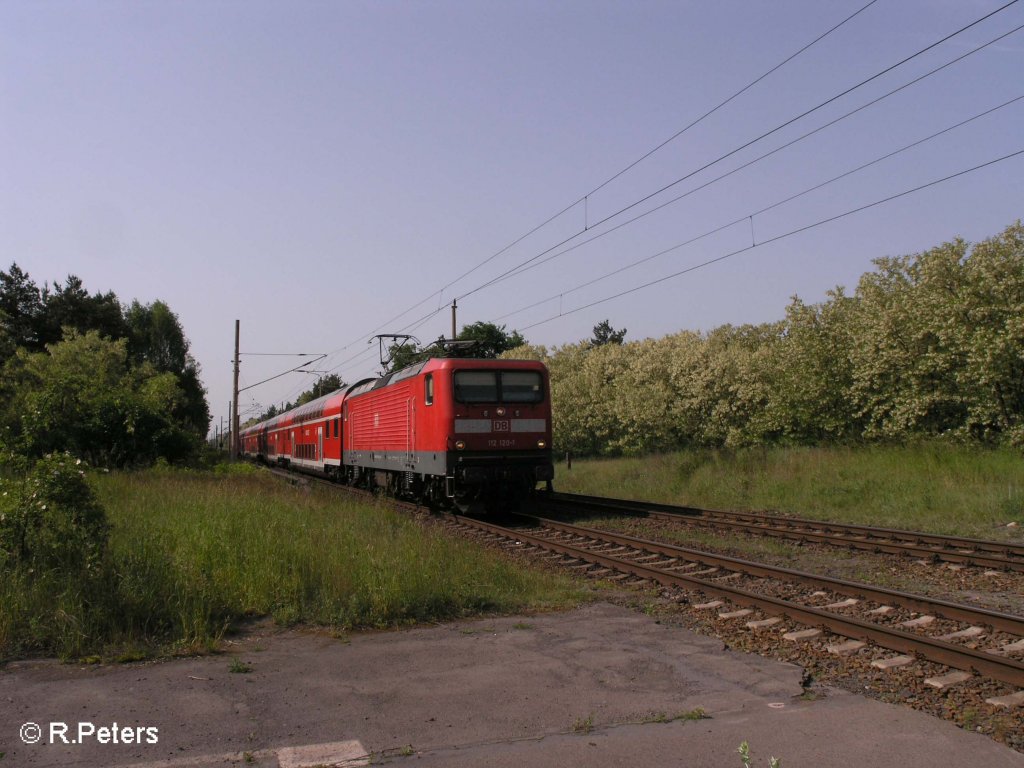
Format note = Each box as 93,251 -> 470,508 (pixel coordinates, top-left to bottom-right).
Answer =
0,452 -> 109,575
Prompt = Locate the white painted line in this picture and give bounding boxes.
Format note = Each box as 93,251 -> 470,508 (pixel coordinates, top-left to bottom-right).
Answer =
279,740 -> 368,768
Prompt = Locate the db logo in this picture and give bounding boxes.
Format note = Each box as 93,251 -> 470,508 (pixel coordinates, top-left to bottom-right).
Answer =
492,420 -> 510,432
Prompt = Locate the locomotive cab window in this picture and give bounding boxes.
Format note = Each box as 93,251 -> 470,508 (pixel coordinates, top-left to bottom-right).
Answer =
424,374 -> 434,405
453,370 -> 543,404
501,371 -> 543,403
454,371 -> 498,403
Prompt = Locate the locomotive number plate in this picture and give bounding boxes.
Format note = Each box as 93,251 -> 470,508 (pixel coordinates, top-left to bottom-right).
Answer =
492,419 -> 511,432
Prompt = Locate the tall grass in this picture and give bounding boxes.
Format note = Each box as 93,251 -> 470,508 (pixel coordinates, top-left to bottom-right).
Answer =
555,443 -> 1024,537
0,466 -> 579,661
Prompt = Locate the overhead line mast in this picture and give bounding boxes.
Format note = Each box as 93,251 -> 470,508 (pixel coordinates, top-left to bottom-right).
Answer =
232,319 -> 240,460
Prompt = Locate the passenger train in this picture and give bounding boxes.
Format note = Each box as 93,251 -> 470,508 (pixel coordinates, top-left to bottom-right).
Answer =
239,356 -> 554,512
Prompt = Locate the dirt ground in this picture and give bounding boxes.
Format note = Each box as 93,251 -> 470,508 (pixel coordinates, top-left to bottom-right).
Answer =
2,602 -> 1021,768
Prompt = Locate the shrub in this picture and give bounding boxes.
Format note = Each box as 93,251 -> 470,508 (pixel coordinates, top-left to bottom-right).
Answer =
0,452 -> 109,576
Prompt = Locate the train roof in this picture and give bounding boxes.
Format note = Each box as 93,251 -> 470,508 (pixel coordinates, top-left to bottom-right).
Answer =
346,357 -> 546,399
241,385 -> 352,435
347,360 -> 428,397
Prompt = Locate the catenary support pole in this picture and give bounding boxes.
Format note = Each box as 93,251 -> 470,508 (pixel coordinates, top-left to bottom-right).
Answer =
232,320 -> 240,459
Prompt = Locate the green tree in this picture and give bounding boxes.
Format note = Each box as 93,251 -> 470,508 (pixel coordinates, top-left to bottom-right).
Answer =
383,323 -> 528,373
605,338 -> 678,454
124,300 -> 211,437
295,373 -> 346,406
0,266 -> 211,464
1,267 -> 129,356
540,342 -> 603,455
255,403 -> 280,422
0,263 -> 43,356
849,240 -> 972,439
0,310 -> 16,367
695,323 -> 781,447
385,338 -> 425,372
590,319 -> 627,347
760,290 -> 859,443
457,321 -> 525,358
37,275 -> 127,348
124,300 -> 190,371
660,330 -> 710,447
8,330 -> 196,466
956,221 -> 1024,443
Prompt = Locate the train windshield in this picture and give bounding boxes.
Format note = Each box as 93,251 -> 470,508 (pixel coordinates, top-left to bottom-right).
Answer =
453,370 -> 543,404
454,371 -> 498,403
501,371 -> 543,403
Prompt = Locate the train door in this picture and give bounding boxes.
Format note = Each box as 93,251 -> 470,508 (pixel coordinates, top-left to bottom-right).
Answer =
406,398 -> 415,466
317,426 -> 323,464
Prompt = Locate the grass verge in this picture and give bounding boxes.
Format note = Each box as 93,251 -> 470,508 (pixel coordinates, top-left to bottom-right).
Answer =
0,466 -> 581,661
554,443 -> 1024,538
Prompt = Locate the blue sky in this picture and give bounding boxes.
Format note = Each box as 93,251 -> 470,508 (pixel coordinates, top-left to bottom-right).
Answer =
2,0 -> 1022,433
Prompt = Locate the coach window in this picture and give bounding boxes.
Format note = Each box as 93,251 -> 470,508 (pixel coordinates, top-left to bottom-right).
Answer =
425,374 -> 434,405
334,418 -> 339,438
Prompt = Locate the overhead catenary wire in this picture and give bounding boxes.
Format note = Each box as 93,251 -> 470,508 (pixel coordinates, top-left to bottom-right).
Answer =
282,302 -> 443,399
337,87 -> 1022,370
239,354 -> 327,394
482,22 -> 1024,294
305,0 -> 883,365
457,0 -> 1023,304
515,148 -> 1024,332
322,6 -> 1022,384
489,91 -> 1024,323
265,2 -> 1021,401
431,0 -> 884,295
584,0 -> 883,199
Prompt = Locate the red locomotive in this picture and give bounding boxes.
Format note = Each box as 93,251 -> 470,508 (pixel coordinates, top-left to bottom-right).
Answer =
240,357 -> 554,512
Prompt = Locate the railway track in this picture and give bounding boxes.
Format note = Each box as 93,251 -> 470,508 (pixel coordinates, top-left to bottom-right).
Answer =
447,511 -> 1024,691
542,491 -> 1024,572
264,467 -> 1024,696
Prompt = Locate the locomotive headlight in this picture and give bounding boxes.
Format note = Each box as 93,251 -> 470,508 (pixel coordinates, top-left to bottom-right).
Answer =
496,407 -> 506,416
455,440 -> 466,450
537,440 -> 546,448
